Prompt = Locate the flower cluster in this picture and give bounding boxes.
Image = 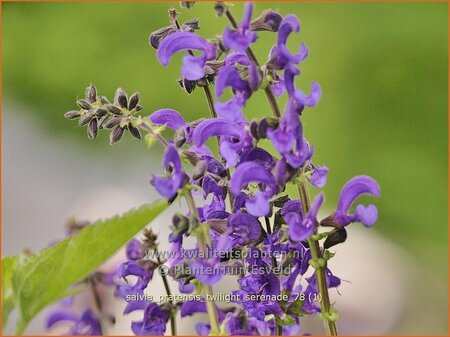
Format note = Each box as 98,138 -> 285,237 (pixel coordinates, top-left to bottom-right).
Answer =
62,2 -> 380,336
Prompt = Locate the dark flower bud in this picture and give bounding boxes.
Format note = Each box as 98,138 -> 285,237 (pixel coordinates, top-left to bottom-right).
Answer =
128,92 -> 140,111
257,117 -> 279,138
181,19 -> 200,32
110,125 -> 125,145
192,160 -> 207,180
105,104 -> 122,115
99,96 -> 110,105
135,104 -> 143,112
250,10 -> 283,32
149,25 -> 177,49
85,84 -> 97,103
273,210 -> 284,232
142,228 -> 159,250
272,195 -> 290,208
103,116 -> 122,129
324,228 -> 347,249
114,88 -> 128,109
94,108 -> 107,118
250,120 -> 259,139
180,1 -> 195,9
64,110 -> 81,120
76,99 -> 92,111
174,127 -> 187,148
214,2 -> 226,17
128,124 -> 141,140
79,112 -> 94,126
178,78 -> 196,94
87,118 -> 98,139
97,116 -> 108,129
171,213 -> 189,237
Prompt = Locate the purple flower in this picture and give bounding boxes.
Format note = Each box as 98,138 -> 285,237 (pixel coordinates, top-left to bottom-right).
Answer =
327,175 -> 380,227
309,165 -> 329,188
180,300 -> 207,317
126,239 -> 144,260
284,67 -> 321,114
157,32 -> 216,80
151,145 -> 185,199
116,261 -> 152,298
225,211 -> 261,247
282,193 -> 324,242
268,15 -> 309,70
149,108 -> 188,131
230,161 -> 277,216
46,309 -> 102,335
223,2 -> 257,52
125,302 -> 169,335
193,118 -> 252,168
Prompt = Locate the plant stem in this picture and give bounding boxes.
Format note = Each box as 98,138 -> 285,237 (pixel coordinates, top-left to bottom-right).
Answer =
297,180 -> 338,336
223,5 -> 281,118
184,190 -> 221,335
156,252 -> 177,336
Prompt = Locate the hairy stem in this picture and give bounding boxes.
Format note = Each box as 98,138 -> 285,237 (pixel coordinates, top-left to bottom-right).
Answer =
297,180 -> 338,336
223,6 -> 281,118
184,190 -> 221,335
156,252 -> 177,336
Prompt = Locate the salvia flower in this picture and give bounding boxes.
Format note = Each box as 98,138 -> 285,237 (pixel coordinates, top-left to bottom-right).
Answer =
124,302 -> 169,335
150,145 -> 186,200
324,175 -> 381,227
222,2 -> 257,52
46,309 -> 102,336
157,31 -> 217,80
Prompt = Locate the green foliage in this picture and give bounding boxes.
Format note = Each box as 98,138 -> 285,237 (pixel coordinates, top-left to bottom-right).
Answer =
6,201 -> 166,335
2,256 -> 18,332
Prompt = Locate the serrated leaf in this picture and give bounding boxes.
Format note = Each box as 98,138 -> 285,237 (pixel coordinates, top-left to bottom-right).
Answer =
2,256 -> 18,331
12,201 -> 166,335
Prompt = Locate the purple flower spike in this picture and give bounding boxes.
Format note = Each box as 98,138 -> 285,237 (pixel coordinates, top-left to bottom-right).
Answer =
157,32 -> 216,80
333,176 -> 380,227
223,3 -> 257,52
149,109 -> 187,131
215,65 -> 250,98
151,145 -> 185,199
309,165 -> 329,188
285,68 -> 321,113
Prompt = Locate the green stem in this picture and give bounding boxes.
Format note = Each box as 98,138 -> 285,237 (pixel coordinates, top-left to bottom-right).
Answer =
297,180 -> 338,336
156,252 -> 177,336
184,190 -> 220,335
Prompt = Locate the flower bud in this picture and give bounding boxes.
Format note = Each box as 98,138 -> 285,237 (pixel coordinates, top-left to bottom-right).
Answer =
87,118 -> 98,139
85,84 -> 97,103
103,116 -> 122,129
128,92 -> 140,111
174,127 -> 187,147
94,108 -> 107,118
324,228 -> 347,249
149,25 -> 177,49
128,124 -> 141,140
79,111 -> 94,126
171,213 -> 189,237
114,88 -> 128,109
76,99 -> 92,111
135,104 -> 143,112
250,10 -> 283,32
99,96 -> 110,105
250,120 -> 259,139
214,2 -> 226,17
192,160 -> 207,180
105,104 -> 122,115
110,125 -> 125,144
64,110 -> 81,120
178,78 -> 196,94
181,19 -> 199,32
180,1 -> 195,9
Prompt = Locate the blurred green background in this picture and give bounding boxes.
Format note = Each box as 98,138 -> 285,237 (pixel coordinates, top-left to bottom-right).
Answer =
2,1 -> 448,335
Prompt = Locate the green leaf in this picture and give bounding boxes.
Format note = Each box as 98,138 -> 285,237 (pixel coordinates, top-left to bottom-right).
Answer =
12,201 -> 166,335
275,314 -> 296,326
2,256 -> 18,331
